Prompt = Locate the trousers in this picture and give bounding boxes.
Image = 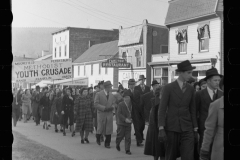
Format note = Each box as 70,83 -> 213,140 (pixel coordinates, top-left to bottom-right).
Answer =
116,125 -> 131,151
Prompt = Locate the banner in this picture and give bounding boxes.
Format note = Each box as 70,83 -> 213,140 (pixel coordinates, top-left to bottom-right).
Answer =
12,58 -> 72,83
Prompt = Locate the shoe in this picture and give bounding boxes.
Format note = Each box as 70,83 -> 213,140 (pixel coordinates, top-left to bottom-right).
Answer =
72,131 -> 75,137
100,136 -> 104,142
105,145 -> 110,149
48,124 -> 51,127
66,125 -> 68,129
137,142 -> 144,147
84,138 -> 89,143
81,140 -> 84,144
55,129 -> 59,133
116,145 -> 120,151
60,129 -> 63,132
126,150 -> 131,155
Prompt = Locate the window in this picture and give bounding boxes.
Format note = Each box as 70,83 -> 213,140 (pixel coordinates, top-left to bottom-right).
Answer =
99,63 -> 101,75
84,65 -> 86,76
91,64 -> 93,75
198,25 -> 210,52
59,46 -> 61,57
122,52 -> 127,61
135,50 -> 142,67
154,68 -> 168,85
55,48 -> 56,57
78,66 -> 80,76
160,45 -> 168,54
105,67 -> 108,74
136,57 -> 141,67
65,45 -> 67,56
176,28 -> 187,54
179,40 -> 187,54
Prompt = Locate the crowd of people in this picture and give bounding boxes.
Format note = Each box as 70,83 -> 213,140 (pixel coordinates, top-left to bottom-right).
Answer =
12,60 -> 224,160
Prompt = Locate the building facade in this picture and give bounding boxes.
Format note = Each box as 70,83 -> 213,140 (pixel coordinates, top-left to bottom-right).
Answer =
118,19 -> 168,88
148,0 -> 223,83
51,27 -> 119,62
73,40 -> 119,89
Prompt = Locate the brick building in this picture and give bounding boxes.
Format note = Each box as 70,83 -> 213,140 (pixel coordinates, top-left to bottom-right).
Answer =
51,27 -> 119,61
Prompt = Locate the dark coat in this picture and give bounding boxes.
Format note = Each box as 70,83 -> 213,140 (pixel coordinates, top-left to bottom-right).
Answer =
158,80 -> 198,132
61,95 -> 74,113
74,95 -> 93,132
134,85 -> 151,96
116,101 -> 132,127
144,97 -> 166,157
31,91 -> 41,117
50,96 -> 62,125
141,91 -> 154,122
40,95 -> 51,121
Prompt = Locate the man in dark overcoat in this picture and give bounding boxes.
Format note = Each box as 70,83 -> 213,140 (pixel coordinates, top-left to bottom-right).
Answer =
31,85 -> 41,126
128,79 -> 144,147
195,67 -> 223,155
134,75 -> 150,140
141,80 -> 159,125
158,60 -> 198,160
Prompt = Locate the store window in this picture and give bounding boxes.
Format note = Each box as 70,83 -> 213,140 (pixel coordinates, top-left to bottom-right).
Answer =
198,24 -> 210,52
154,68 -> 168,85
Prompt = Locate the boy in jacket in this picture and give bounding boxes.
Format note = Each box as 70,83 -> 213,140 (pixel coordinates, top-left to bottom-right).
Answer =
116,90 -> 132,155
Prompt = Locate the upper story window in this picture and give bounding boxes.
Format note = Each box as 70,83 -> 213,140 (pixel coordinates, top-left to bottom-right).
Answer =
176,28 -> 188,54
55,48 -> 56,58
59,46 -> 61,57
84,65 -> 86,76
154,68 -> 168,85
65,45 -> 67,56
198,23 -> 210,52
160,45 -> 168,54
135,50 -> 142,67
78,66 -> 80,76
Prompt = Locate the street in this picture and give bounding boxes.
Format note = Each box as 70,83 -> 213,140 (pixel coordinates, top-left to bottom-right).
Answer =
12,119 -> 155,160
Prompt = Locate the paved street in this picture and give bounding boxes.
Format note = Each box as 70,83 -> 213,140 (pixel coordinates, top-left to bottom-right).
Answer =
12,119 -> 155,160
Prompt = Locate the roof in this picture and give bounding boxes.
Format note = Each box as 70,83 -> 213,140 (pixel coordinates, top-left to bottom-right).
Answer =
12,56 -> 35,62
165,0 -> 222,25
34,54 -> 52,61
118,25 -> 143,46
52,27 -> 118,35
73,40 -> 119,64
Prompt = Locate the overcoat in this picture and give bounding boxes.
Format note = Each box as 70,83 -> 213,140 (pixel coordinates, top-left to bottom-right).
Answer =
195,88 -> 223,151
74,95 -> 93,132
141,91 -> 154,123
134,85 -> 151,96
94,90 -> 116,135
51,95 -> 62,125
12,94 -> 21,120
144,97 -> 166,157
31,91 -> 41,118
158,80 -> 198,132
40,95 -> 51,121
21,93 -> 32,115
201,96 -> 224,160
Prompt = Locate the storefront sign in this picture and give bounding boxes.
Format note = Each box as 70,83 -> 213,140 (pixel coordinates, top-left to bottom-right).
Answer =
102,58 -> 131,68
119,70 -> 146,82
12,58 -> 72,83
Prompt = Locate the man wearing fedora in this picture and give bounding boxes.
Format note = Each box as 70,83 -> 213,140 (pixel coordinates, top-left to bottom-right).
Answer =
158,60 -> 198,160
195,67 -> 223,156
128,78 -> 144,147
141,80 -> 160,125
94,81 -> 116,148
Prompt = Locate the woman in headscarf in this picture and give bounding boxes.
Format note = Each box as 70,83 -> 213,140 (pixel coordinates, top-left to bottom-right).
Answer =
40,91 -> 51,130
51,90 -> 62,132
74,87 -> 93,143
21,89 -> 32,123
12,88 -> 21,127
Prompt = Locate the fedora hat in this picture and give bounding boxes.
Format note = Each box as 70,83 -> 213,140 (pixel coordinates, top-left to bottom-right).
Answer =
175,60 -> 196,72
103,81 -> 112,87
203,67 -> 223,81
151,80 -> 160,86
128,79 -> 136,85
138,75 -> 146,80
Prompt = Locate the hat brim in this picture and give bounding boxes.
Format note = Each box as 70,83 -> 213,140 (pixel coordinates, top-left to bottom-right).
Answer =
175,66 -> 196,72
152,83 -> 160,86
138,78 -> 146,80
203,74 -> 223,81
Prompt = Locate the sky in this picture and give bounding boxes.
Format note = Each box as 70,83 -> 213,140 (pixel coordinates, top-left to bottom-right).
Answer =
12,0 -> 169,29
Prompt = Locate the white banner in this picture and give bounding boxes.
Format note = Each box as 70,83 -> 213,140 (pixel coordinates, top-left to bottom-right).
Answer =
12,59 -> 72,83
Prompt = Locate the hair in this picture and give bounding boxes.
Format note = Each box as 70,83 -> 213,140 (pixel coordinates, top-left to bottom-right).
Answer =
24,89 -> 29,94
199,80 -> 207,87
219,76 -> 224,90
56,91 -> 62,97
80,87 -> 88,95
65,87 -> 72,93
193,82 -> 199,89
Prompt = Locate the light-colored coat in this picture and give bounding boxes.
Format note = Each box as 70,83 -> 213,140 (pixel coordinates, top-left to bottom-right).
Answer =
94,90 -> 116,135
201,96 -> 224,160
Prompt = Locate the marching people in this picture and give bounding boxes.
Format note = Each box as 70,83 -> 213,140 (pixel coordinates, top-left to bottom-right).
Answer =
134,75 -> 150,141
51,90 -> 62,133
127,79 -> 144,147
94,81 -> 116,148
93,85 -> 100,133
144,86 -> 168,160
40,91 -> 51,130
193,82 -> 200,92
31,86 -> 41,126
141,80 -> 159,125
158,60 -> 198,160
72,88 -> 80,136
12,88 -> 21,127
195,67 -> 223,156
17,88 -> 23,121
97,81 -> 105,142
200,77 -> 224,160
116,89 -> 133,155
88,87 -> 93,96
61,87 -> 74,136
74,88 -> 94,143
21,89 -> 32,123
199,78 -> 207,90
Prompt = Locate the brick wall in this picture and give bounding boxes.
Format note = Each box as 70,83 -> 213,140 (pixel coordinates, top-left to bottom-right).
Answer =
69,28 -> 119,61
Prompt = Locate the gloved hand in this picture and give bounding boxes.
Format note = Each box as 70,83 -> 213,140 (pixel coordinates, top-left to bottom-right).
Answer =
194,131 -> 199,143
61,111 -> 64,114
158,129 -> 167,143
200,150 -> 210,160
55,112 -> 58,115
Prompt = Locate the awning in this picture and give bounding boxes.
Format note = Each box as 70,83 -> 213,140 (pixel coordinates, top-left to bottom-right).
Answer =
44,77 -> 88,86
170,65 -> 212,71
32,80 -> 51,88
118,25 -> 143,46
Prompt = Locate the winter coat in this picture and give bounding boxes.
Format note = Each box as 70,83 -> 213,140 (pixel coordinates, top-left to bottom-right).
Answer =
50,95 -> 62,125
31,91 -> 41,117
74,95 -> 93,132
40,95 -> 51,121
116,101 -> 132,127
